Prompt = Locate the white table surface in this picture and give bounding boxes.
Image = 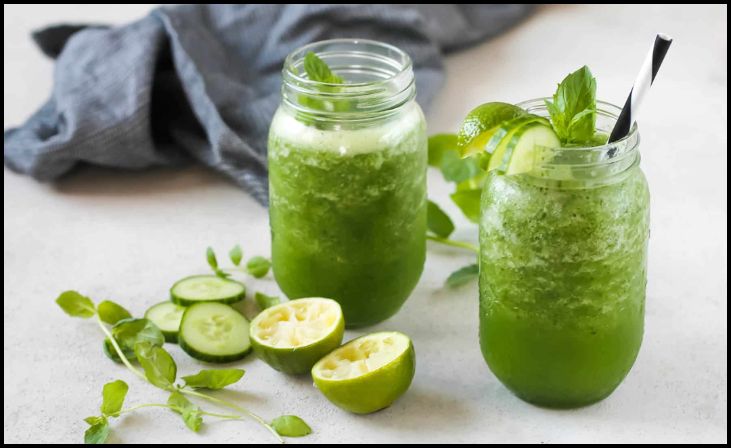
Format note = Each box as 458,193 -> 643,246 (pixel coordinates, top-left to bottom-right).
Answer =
4,4 -> 727,444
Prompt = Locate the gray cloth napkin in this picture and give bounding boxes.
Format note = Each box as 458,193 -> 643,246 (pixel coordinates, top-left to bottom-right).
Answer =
4,4 -> 533,204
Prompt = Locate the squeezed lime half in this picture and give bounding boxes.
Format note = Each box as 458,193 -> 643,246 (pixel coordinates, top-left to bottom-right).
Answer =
250,298 -> 345,375
311,331 -> 415,414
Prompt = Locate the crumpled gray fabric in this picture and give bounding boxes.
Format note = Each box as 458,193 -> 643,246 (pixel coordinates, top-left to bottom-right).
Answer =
4,4 -> 533,204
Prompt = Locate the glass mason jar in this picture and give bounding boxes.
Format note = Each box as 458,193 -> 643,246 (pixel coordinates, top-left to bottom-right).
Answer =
268,39 -> 427,328
479,99 -> 649,408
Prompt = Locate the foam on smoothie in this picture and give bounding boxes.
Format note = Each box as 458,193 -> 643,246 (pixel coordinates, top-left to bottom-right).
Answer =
270,103 -> 424,156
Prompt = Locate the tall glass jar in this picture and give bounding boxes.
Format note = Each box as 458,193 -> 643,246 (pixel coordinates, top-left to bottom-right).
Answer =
479,100 -> 649,407
268,39 -> 427,328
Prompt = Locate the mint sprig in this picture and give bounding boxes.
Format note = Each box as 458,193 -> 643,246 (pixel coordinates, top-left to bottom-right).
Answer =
56,292 -> 308,443
545,65 -> 597,145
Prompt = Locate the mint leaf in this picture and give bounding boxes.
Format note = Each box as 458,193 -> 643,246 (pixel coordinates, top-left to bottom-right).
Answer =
427,200 -> 455,238
167,391 -> 203,432
255,292 -> 281,310
440,151 -> 481,183
271,415 -> 312,437
101,380 -> 128,417
206,247 -> 218,270
450,189 -> 482,224
229,244 -> 243,266
97,300 -> 132,325
56,291 -> 95,318
304,51 -> 343,84
428,134 -> 459,167
545,65 -> 597,144
446,264 -> 479,288
104,318 -> 164,363
134,342 -> 177,390
84,417 -> 109,444
182,369 -> 245,390
84,416 -> 106,426
246,256 -> 271,279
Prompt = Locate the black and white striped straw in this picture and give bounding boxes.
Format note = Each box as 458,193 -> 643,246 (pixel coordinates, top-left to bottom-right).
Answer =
608,34 -> 673,143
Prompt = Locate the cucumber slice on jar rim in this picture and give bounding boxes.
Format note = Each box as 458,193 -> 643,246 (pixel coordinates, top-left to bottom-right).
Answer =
490,123 -> 561,175
178,302 -> 251,363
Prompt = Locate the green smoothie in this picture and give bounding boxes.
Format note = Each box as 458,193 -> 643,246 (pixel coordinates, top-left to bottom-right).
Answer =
268,104 -> 427,327
479,163 -> 649,407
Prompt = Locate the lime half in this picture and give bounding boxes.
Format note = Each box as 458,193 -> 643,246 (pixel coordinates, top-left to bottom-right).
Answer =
457,102 -> 526,157
311,331 -> 415,414
250,298 -> 344,375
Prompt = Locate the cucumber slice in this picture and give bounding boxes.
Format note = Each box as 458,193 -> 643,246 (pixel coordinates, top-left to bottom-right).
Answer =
178,303 -> 251,363
170,275 -> 246,306
145,302 -> 186,343
489,123 -> 560,175
483,115 -> 549,165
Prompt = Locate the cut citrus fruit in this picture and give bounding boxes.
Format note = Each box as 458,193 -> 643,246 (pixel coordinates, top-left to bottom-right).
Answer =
311,331 -> 415,414
457,102 -> 526,157
250,298 -> 344,375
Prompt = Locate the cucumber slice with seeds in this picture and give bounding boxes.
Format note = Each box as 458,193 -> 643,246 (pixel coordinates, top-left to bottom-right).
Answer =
170,275 -> 246,306
145,301 -> 186,343
178,302 -> 251,363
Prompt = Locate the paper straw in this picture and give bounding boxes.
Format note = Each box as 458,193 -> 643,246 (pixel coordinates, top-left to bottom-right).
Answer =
608,34 -> 673,143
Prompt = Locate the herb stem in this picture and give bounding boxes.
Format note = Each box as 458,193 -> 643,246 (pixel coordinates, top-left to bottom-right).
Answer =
117,403 -> 241,420
426,235 -> 479,254
180,389 -> 283,444
95,315 -> 147,382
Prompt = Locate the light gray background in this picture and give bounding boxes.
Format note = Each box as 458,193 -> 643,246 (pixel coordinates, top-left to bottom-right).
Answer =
4,4 -> 727,444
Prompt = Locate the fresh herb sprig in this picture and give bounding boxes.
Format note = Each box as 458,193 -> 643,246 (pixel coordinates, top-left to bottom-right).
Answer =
545,65 -> 599,145
426,134 -> 481,287
56,291 -> 306,443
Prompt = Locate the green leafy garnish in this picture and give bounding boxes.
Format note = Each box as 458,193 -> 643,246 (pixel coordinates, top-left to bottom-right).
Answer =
254,292 -> 281,310
304,51 -> 344,84
228,244 -> 243,266
205,247 -> 230,279
427,200 -> 455,238
100,380 -> 129,417
84,417 -> 110,444
428,134 -> 459,167
449,188 -> 482,223
57,287 -> 293,443
103,318 -> 164,363
97,300 -> 132,325
246,256 -> 271,279
440,151 -> 481,183
182,369 -> 245,390
167,391 -> 203,432
545,65 -> 597,145
446,264 -> 479,288
56,290 -> 96,318
134,342 -> 177,390
271,415 -> 312,437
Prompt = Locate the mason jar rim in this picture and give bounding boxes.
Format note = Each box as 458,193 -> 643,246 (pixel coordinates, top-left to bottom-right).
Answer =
282,38 -> 413,88
516,98 -> 639,151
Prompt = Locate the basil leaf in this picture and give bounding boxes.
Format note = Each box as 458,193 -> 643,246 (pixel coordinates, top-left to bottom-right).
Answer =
134,342 -> 177,390
84,418 -> 109,444
97,300 -> 132,325
428,134 -> 458,167
56,291 -> 95,318
450,189 -> 482,224
427,200 -> 455,238
246,256 -> 271,279
167,391 -> 203,432
229,244 -> 243,266
446,264 -> 479,288
104,318 -> 164,363
100,380 -> 128,417
271,415 -> 312,437
254,292 -> 281,311
182,369 -> 245,390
